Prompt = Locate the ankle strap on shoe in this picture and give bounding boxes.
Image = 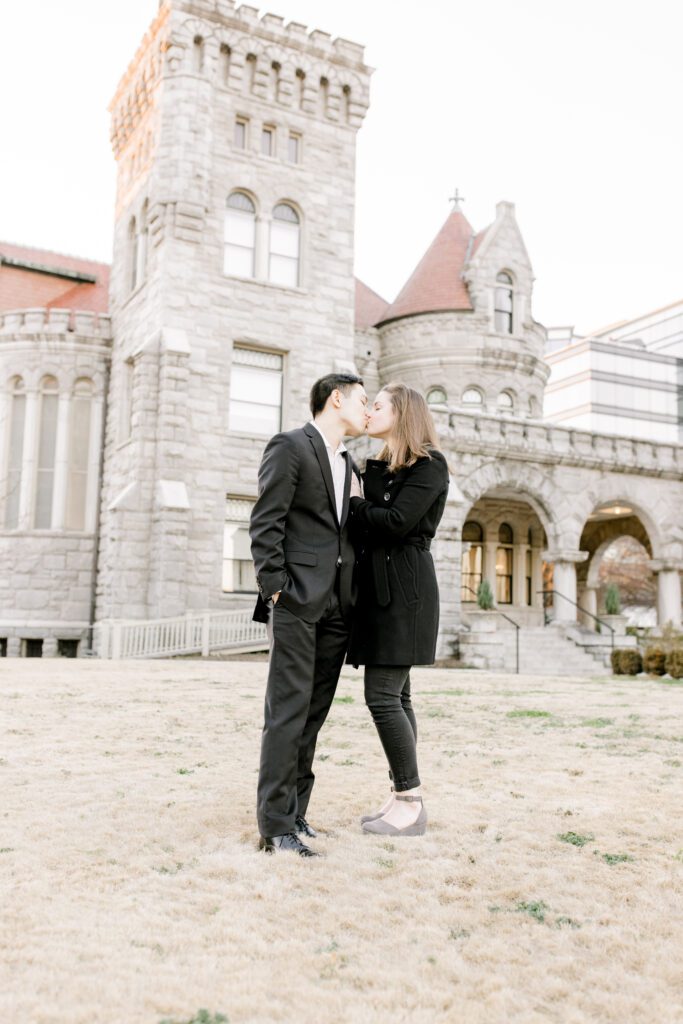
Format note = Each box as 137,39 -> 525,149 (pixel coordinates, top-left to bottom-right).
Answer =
395,794 -> 422,802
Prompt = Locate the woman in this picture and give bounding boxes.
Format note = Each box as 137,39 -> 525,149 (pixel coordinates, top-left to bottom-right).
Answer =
348,383 -> 449,837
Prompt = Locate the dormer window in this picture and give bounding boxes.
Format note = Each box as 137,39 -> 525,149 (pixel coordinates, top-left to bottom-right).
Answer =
495,271 -> 513,334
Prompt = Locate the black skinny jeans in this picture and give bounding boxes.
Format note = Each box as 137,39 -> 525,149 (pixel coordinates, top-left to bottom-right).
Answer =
364,665 -> 420,791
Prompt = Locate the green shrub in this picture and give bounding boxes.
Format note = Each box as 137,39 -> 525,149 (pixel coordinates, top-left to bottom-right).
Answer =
604,584 -> 621,615
476,579 -> 494,610
643,646 -> 667,675
611,649 -> 624,674
665,649 -> 683,679
618,648 -> 642,675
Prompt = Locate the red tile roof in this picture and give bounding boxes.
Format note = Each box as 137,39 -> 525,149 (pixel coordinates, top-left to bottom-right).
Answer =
0,242 -> 110,314
377,210 -> 475,326
355,278 -> 389,328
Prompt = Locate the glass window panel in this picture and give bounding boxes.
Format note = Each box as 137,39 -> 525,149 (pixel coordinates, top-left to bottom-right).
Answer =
5,392 -> 25,528
261,128 -> 273,156
225,208 -> 255,247
269,254 -> 299,287
495,287 -> 513,313
288,134 -> 300,163
66,395 -> 91,531
270,220 -> 299,258
229,401 -> 281,435
462,521 -> 483,542
227,192 -> 255,213
231,365 -> 282,404
462,388 -> 483,405
224,243 -> 254,278
273,203 -> 299,224
234,120 -> 246,148
498,523 -> 513,543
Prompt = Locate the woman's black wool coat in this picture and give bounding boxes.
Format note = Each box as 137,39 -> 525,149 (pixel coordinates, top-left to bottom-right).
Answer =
347,450 -> 449,667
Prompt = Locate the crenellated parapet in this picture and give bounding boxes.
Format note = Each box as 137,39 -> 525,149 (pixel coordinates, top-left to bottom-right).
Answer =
0,308 -> 113,343
109,0 -> 371,162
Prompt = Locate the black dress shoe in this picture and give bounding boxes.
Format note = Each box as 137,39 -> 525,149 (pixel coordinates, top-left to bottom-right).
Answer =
295,815 -> 318,839
259,832 -> 320,857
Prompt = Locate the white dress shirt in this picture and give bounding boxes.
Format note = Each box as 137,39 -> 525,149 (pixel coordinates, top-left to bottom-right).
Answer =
309,420 -> 347,522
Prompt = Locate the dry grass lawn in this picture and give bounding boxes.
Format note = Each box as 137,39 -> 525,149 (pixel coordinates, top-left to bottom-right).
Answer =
2,659 -> 683,1024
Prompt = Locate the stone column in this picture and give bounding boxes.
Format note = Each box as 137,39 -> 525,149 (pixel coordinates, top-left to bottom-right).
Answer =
51,391 -> 71,530
531,547 -> 544,608
650,561 -> 682,628
581,586 -> 598,631
18,389 -> 39,529
544,550 -> 589,623
513,543 -> 527,606
484,541 -> 498,603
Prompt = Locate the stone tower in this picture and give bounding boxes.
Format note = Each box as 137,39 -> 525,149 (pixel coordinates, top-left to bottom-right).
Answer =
368,201 -> 549,419
96,0 -> 371,621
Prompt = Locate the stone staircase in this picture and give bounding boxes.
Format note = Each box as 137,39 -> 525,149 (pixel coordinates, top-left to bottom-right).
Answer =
494,622 -> 639,675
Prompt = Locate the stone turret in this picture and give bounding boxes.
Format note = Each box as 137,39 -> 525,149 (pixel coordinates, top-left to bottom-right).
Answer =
362,201 -> 549,419
97,1 -> 372,621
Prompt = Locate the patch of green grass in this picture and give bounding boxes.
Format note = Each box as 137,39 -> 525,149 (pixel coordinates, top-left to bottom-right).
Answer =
0,847 -> 14,854
674,851 -> 683,863
557,831 -> 594,847
448,927 -> 470,940
555,916 -> 581,929
507,709 -> 552,719
153,862 -> 184,875
597,852 -> 634,865
664,759 -> 681,767
176,768 -> 194,775
333,696 -> 354,704
581,717 -> 614,728
160,1011 -> 228,1024
421,689 -> 466,696
338,759 -> 358,766
516,900 -> 549,923
376,857 -> 395,869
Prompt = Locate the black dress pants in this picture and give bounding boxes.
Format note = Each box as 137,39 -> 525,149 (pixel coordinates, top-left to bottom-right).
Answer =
257,589 -> 349,837
364,665 -> 421,791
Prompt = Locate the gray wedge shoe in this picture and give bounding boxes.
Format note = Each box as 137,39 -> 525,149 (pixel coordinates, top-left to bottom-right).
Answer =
361,794 -> 427,836
360,787 -> 394,824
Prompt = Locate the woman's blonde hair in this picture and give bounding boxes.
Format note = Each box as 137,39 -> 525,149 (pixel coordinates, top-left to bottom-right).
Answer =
376,382 -> 441,472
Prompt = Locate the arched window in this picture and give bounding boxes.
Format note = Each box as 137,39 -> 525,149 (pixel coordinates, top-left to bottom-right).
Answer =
462,387 -> 483,407
128,216 -> 138,293
224,192 -> 256,278
5,376 -> 26,529
461,520 -> 483,601
269,203 -> 300,287
65,379 -> 93,531
219,43 -> 230,86
426,386 -> 447,406
497,391 -> 514,413
496,522 -> 514,604
193,36 -> 204,74
495,271 -> 514,334
528,396 -> 537,418
34,376 -> 59,529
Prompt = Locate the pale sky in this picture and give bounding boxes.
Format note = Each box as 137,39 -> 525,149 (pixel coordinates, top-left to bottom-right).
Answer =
1,0 -> 681,333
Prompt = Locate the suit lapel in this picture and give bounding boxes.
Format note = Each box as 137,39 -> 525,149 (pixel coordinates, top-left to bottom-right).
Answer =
304,422 -> 339,527
339,453 -> 352,530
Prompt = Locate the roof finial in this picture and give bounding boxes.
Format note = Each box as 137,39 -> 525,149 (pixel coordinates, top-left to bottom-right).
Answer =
449,187 -> 465,212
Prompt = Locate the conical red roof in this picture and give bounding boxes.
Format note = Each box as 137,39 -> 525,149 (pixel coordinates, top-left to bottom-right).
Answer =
377,210 -> 475,325
354,277 -> 389,328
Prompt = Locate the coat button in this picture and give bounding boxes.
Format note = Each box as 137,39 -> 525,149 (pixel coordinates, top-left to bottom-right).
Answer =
383,492 -> 391,501
337,556 -> 342,566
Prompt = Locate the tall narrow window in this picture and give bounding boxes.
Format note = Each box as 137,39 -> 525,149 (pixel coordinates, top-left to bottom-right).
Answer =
65,379 -> 93,531
296,68 -> 306,109
495,271 -> 514,334
261,125 -> 275,157
461,520 -> 483,601
234,117 -> 248,149
497,390 -> 514,413
34,376 -> 59,529
229,347 -> 283,435
288,132 -> 301,164
526,548 -> 532,606
120,358 -> 134,442
193,36 -> 204,73
219,43 -> 231,86
319,76 -> 329,117
5,376 -> 26,529
496,522 -> 514,604
269,203 -> 300,287
128,216 -> 138,293
223,497 -> 257,592
135,200 -> 148,288
224,192 -> 256,278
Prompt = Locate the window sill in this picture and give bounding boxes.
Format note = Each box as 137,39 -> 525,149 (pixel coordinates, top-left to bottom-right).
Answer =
221,273 -> 306,296
0,529 -> 93,538
120,281 -> 147,310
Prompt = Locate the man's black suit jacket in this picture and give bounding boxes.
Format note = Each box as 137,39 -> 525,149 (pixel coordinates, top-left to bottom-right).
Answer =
250,423 -> 358,625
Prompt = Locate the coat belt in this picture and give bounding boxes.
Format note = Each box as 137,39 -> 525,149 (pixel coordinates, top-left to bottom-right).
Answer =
370,536 -> 431,608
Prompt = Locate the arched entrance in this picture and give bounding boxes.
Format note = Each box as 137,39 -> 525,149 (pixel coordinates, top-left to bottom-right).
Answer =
460,491 -> 548,626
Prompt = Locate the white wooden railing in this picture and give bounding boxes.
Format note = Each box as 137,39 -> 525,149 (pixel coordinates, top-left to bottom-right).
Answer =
94,608 -> 268,660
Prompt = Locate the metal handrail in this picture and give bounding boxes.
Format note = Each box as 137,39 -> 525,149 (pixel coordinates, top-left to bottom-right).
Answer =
462,584 -> 520,674
538,589 -> 615,649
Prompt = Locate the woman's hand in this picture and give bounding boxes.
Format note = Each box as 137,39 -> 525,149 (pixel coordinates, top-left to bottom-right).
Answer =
351,472 -> 364,498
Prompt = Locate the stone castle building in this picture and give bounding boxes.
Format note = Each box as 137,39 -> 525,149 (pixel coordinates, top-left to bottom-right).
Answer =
1,0 -> 681,662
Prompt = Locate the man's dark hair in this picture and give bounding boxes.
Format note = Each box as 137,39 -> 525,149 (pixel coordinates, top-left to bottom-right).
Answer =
309,372 -> 364,417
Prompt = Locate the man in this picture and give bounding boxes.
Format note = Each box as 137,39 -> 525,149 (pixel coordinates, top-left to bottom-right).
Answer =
250,372 -> 367,856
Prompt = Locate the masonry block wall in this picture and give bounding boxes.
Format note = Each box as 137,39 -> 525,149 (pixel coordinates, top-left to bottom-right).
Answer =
96,0 -> 372,621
